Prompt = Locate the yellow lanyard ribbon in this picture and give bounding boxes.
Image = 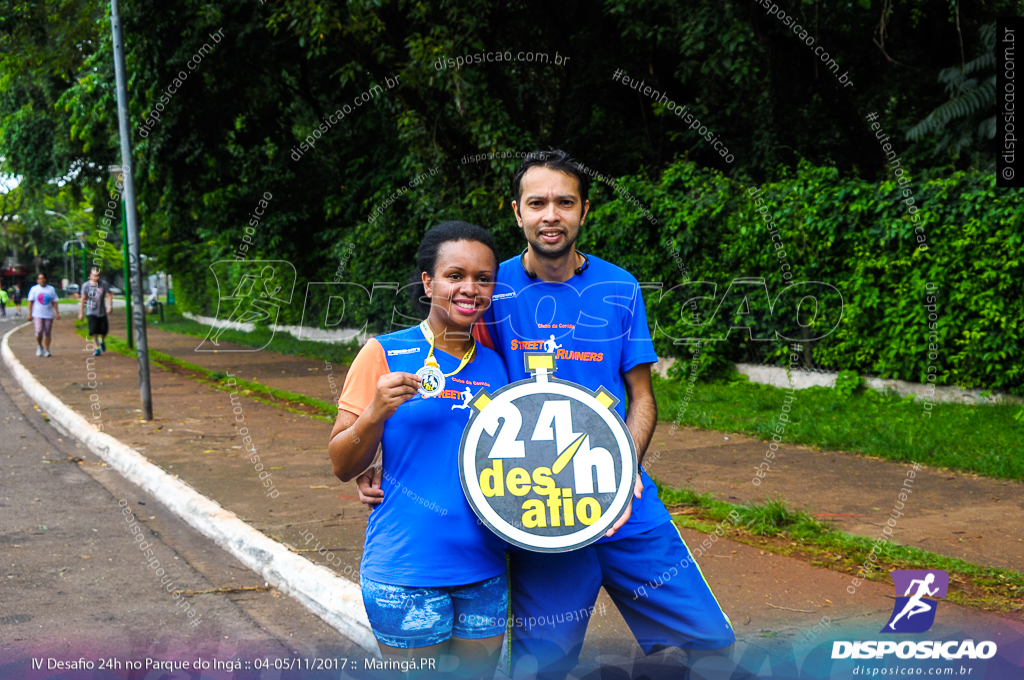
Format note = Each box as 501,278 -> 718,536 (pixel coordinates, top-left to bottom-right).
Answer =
419,320 -> 476,376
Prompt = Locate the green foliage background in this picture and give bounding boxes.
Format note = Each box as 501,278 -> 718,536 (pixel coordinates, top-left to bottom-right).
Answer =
2,0 -> 1021,393
584,159 -> 1023,394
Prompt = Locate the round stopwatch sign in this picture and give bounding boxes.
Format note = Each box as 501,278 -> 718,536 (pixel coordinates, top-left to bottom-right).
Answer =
459,353 -> 637,552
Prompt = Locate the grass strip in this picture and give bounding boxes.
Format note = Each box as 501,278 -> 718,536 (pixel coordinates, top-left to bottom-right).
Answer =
657,482 -> 1024,614
652,372 -> 1024,481
74,321 -> 337,423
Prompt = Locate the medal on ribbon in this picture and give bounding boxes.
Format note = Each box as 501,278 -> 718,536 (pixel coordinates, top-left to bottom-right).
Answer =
416,364 -> 446,398
417,320 -> 475,398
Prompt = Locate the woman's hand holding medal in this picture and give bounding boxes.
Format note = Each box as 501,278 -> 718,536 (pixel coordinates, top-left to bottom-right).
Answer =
367,372 -> 422,422
330,372 -> 420,483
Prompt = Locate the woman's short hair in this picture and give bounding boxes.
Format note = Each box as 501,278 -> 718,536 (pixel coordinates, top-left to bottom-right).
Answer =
410,221 -> 499,314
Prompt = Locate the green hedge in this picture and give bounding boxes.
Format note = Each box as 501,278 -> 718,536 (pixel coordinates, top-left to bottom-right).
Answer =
581,160 -> 1024,395
172,157 -> 1021,396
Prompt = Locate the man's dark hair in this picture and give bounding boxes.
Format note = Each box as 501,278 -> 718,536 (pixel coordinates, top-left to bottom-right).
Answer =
410,221 -> 499,315
511,149 -> 590,217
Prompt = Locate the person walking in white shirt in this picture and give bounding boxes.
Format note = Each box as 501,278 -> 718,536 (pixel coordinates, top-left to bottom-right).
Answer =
26,273 -> 60,357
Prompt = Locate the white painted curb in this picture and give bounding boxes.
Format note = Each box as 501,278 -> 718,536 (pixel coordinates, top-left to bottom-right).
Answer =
1,323 -> 377,654
652,357 -> 1020,405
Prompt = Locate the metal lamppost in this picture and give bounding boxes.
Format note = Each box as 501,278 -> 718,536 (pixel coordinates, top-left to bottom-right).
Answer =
76,232 -> 87,287
61,237 -> 85,288
109,0 -> 152,420
109,165 -> 133,348
47,210 -> 83,287
79,207 -> 94,286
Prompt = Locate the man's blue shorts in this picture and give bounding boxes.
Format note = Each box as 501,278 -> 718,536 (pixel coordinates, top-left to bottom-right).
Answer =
361,573 -> 509,649
509,520 -> 735,678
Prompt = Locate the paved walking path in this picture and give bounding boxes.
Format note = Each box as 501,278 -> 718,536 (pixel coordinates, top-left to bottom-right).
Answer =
647,430 -> 1024,572
0,321 -> 360,667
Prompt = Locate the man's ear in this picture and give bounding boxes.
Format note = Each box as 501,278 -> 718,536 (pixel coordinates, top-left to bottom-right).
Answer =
580,199 -> 590,226
511,200 -> 524,228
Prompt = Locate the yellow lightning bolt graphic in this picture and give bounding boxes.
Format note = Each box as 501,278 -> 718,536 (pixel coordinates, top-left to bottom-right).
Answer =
552,433 -> 588,474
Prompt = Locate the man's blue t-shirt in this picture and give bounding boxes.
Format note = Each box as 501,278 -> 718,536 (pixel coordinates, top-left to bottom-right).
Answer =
478,253 -> 672,541
339,325 -> 510,586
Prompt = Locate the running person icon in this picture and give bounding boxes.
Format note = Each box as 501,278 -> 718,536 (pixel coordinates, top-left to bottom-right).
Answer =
542,334 -> 562,353
888,573 -> 939,630
451,387 -> 473,410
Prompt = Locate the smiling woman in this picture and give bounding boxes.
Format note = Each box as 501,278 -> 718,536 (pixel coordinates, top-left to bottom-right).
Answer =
327,222 -> 511,677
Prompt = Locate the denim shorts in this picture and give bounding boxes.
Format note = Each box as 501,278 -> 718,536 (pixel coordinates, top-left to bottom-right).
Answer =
361,573 -> 508,649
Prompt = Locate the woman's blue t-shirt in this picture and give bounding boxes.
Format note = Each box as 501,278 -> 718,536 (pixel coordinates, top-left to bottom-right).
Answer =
339,325 -> 509,587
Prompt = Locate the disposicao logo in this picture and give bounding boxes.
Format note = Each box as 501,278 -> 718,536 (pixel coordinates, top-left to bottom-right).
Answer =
830,569 -> 997,661
882,569 -> 948,633
831,640 -> 996,661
